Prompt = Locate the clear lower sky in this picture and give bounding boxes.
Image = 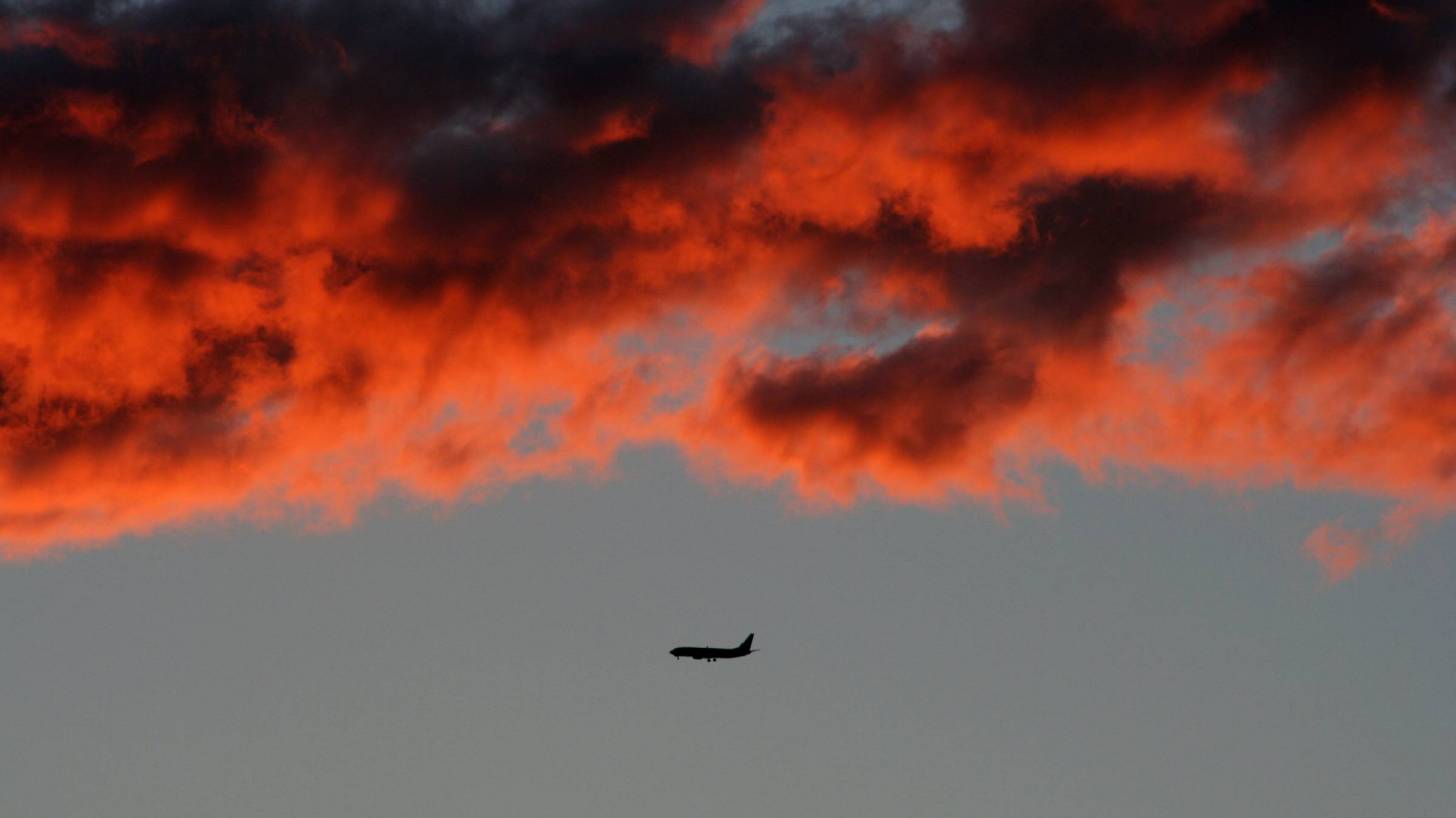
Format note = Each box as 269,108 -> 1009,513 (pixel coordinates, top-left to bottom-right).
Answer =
4,449 -> 1453,818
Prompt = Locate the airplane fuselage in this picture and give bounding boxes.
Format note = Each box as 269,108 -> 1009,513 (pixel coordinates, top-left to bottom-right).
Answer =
671,634 -> 755,661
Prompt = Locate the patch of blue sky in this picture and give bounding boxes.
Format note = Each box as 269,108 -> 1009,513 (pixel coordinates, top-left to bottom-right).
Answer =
1285,226 -> 1348,265
1372,174 -> 1456,233
744,0 -> 964,50
762,314 -> 931,360
756,268 -> 939,360
507,401 -> 571,455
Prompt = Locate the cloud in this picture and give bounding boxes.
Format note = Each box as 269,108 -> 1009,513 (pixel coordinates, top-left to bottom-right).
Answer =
0,0 -> 1453,558
1302,521 -> 1374,585
1299,501 -> 1445,584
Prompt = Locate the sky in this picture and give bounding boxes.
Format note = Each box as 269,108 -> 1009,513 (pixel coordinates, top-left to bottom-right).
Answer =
1,0 -> 1455,815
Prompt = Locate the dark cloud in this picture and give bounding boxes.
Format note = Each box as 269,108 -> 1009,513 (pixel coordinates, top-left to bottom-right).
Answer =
0,0 -> 1453,554
729,328 -> 1037,469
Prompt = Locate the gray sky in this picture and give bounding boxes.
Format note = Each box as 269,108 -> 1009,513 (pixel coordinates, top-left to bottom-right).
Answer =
4,448 -> 1453,818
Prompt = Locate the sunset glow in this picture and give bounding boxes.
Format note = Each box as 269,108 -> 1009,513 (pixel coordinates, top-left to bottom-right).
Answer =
1,0 -> 1453,575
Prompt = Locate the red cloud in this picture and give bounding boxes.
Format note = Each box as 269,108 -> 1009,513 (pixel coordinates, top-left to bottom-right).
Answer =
1303,522 -> 1374,585
0,0 -> 1452,569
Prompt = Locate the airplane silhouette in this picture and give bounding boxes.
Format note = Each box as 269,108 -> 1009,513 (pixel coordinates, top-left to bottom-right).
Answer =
670,633 -> 755,661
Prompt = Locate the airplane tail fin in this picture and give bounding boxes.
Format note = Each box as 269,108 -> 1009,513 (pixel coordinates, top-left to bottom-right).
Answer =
738,633 -> 754,651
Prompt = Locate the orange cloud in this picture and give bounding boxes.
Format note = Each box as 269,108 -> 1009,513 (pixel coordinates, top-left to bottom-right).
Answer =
1303,522 -> 1374,585
0,0 -> 1453,564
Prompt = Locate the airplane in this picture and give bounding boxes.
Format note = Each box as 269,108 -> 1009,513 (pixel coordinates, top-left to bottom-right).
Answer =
670,633 -> 756,662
